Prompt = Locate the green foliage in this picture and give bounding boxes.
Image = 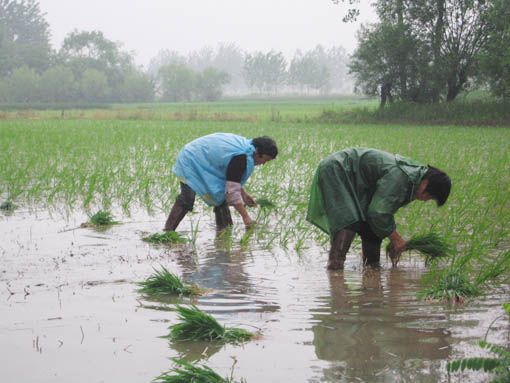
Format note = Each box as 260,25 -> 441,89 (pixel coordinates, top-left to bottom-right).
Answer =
420,268 -> 480,302
142,231 -> 187,245
447,304 -> 510,382
137,267 -> 200,296
167,304 -> 254,343
257,198 -> 276,209
0,200 -> 17,211
89,211 -> 119,226
153,359 -> 242,383
405,232 -> 453,263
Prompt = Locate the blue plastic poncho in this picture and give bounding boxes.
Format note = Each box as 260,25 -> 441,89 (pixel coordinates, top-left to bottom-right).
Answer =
173,133 -> 255,206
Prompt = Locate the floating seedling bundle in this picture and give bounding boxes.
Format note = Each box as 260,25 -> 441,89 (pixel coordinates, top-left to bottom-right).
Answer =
137,267 -> 202,296
387,232 -> 453,266
167,304 -> 254,343
142,231 -> 186,244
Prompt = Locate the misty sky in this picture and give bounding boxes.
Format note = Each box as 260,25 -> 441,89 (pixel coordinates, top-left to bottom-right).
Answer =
37,0 -> 377,68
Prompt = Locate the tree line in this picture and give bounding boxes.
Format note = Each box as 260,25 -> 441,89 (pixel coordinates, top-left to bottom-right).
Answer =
0,0 -> 352,104
345,0 -> 510,107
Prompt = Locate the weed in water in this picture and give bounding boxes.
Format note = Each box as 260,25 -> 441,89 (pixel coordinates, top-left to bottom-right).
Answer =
137,267 -> 202,296
142,231 -> 187,245
153,358 -> 245,383
166,304 -> 254,343
446,303 -> 510,382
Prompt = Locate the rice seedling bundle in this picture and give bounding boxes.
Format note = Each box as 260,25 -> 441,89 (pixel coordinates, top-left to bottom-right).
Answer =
167,304 -> 254,343
257,198 -> 276,209
153,359 -> 240,383
137,267 -> 201,296
422,268 -> 480,302
89,211 -> 119,226
386,232 -> 453,265
0,200 -> 17,211
142,231 -> 186,244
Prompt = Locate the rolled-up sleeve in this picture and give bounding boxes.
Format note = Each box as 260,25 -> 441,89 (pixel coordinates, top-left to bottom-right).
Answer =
225,181 -> 242,205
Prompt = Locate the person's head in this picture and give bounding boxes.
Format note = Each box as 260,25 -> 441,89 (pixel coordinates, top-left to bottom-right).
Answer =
252,136 -> 278,165
415,166 -> 451,206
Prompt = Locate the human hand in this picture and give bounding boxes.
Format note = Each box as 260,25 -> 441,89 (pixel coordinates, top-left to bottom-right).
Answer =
242,189 -> 256,207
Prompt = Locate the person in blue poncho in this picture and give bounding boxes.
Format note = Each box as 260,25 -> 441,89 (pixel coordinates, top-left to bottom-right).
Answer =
164,133 -> 278,233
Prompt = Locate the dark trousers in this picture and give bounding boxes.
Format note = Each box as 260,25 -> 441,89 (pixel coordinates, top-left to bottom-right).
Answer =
345,221 -> 382,245
176,182 -> 196,211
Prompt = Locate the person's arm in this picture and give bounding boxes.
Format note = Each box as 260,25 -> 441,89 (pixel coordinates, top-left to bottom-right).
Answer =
366,168 -> 411,239
225,155 -> 254,226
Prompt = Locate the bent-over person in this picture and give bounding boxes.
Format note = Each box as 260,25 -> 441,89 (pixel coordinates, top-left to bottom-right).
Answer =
306,148 -> 451,270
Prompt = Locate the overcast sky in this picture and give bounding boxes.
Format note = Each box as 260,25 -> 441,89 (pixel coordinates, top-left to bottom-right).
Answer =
37,0 -> 377,68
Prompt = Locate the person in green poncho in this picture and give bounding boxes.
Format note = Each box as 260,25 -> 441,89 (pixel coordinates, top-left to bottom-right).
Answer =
306,148 -> 451,270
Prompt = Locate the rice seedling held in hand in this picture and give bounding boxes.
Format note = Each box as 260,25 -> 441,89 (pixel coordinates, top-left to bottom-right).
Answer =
257,198 -> 276,209
153,359 -> 245,383
137,266 -> 202,296
81,211 -> 120,228
386,232 -> 453,266
167,304 -> 255,343
142,231 -> 187,245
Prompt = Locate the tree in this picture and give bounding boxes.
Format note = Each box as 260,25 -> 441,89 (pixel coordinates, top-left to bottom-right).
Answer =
350,0 -> 492,104
40,65 -> 75,103
1,65 -> 40,102
479,0 -> 510,98
158,62 -> 195,102
119,70 -> 155,103
58,30 -> 134,101
79,68 -> 109,103
195,67 -> 230,101
289,51 -> 330,94
0,0 -> 52,76
243,50 -> 287,94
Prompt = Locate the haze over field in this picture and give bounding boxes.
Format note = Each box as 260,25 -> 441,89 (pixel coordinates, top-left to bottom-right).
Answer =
37,0 -> 377,67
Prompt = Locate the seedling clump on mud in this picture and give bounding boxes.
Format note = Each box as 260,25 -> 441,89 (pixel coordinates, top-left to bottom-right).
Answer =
153,359 -> 245,383
166,304 -> 255,343
0,200 -> 17,211
82,211 -> 120,227
142,231 -> 186,245
137,267 -> 202,296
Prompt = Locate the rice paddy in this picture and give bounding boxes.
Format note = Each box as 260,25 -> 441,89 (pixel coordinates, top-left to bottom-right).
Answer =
1,98 -> 510,382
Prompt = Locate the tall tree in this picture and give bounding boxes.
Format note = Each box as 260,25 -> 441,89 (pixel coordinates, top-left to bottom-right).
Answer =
0,0 -> 52,76
243,50 -> 287,94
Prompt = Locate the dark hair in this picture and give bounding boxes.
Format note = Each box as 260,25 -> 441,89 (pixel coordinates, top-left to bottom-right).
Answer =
252,136 -> 278,158
423,165 -> 451,206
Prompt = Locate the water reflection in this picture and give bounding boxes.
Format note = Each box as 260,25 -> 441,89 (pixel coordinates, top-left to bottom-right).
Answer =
312,268 -> 452,382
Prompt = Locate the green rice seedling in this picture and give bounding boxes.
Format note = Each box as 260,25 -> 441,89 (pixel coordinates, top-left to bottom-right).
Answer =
0,200 -> 17,211
257,198 -> 276,209
446,303 -> 510,382
88,211 -> 120,226
167,304 -> 254,343
137,267 -> 202,296
419,267 -> 480,302
387,232 -> 453,266
153,359 -> 245,383
142,231 -> 187,245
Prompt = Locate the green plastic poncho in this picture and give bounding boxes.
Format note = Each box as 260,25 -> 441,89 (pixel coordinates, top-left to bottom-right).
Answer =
306,148 -> 427,239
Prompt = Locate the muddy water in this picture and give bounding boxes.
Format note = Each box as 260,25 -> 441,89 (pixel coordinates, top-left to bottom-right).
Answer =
1,209 -> 508,383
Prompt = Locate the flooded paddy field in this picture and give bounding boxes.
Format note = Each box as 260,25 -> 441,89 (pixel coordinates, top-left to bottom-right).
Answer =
1,207 -> 508,383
